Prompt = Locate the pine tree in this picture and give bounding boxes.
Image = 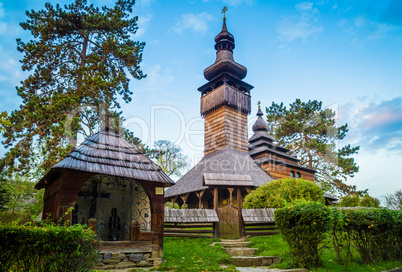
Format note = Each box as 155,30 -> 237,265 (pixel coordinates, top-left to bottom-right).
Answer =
266,99 -> 360,195
2,0 -> 145,173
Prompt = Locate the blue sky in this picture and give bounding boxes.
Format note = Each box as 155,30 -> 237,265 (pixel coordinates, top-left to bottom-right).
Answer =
0,0 -> 401,199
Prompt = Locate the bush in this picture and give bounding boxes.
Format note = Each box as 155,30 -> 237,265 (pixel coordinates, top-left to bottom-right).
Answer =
0,221 -> 99,271
332,208 -> 402,263
243,178 -> 325,209
275,201 -> 331,268
339,194 -> 380,208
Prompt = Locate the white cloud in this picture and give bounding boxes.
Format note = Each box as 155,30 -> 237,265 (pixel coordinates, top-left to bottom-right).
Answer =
222,0 -> 254,7
134,14 -> 152,38
0,3 -> 4,18
136,0 -> 155,8
277,2 -> 323,42
340,14 -> 401,42
0,2 -> 6,33
142,64 -> 174,90
172,12 -> 213,34
349,97 -> 402,153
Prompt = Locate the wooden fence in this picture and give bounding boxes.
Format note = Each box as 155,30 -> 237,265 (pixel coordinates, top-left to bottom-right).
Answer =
164,209 -> 218,238
242,208 -> 279,236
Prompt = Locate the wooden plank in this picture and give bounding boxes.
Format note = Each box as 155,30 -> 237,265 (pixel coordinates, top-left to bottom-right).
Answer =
244,222 -> 276,227
164,224 -> 213,229
245,231 -> 280,236
163,233 -> 214,238
237,188 -> 244,238
244,227 -> 278,231
164,229 -> 214,234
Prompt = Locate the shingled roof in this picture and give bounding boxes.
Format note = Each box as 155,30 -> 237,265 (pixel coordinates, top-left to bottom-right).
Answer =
165,147 -> 273,198
36,129 -> 174,189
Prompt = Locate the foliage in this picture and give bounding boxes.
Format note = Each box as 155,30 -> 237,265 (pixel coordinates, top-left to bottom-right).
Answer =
265,99 -> 360,195
339,193 -> 380,208
331,208 -> 402,264
243,178 -> 325,209
0,221 -> 99,271
157,237 -> 236,272
152,140 -> 189,179
2,0 -> 145,174
0,111 -> 10,134
385,189 -> 402,210
275,201 -> 332,268
249,235 -> 402,272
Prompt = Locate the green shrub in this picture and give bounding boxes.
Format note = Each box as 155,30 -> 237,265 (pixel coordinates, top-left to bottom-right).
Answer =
339,194 -> 380,208
275,201 -> 331,268
0,221 -> 99,271
243,178 -> 325,209
332,208 -> 402,263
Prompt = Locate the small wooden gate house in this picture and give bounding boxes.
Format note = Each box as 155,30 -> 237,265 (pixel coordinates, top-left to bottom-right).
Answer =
35,124 -> 174,264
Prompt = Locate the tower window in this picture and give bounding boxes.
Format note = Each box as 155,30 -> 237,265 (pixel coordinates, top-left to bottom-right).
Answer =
296,172 -> 301,178
290,171 -> 295,178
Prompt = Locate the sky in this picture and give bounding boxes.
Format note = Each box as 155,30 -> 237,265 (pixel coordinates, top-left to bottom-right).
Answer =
0,0 -> 401,200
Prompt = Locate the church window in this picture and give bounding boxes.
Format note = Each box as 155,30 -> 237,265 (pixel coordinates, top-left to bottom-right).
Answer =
290,171 -> 295,178
296,172 -> 301,178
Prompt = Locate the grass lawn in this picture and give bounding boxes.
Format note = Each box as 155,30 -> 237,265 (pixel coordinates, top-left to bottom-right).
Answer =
93,235 -> 402,272
248,235 -> 402,272
154,237 -> 237,272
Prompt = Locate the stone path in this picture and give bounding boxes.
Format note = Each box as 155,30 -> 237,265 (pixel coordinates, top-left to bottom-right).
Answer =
215,239 -> 281,268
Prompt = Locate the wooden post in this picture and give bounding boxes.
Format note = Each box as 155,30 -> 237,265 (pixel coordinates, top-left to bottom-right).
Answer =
171,196 -> 177,209
130,220 -> 140,241
213,187 -> 218,210
213,187 -> 219,238
180,193 -> 189,208
228,188 -> 234,206
195,190 -> 205,209
237,188 -> 244,238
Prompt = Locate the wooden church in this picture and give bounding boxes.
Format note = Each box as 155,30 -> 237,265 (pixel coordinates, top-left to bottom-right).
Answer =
36,122 -> 174,269
165,15 -> 322,237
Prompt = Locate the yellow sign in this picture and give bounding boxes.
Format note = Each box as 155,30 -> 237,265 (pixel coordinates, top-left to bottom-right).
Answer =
223,199 -> 228,205
155,187 -> 164,195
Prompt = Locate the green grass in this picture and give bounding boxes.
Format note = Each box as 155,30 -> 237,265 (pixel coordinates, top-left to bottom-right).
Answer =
154,237 -> 237,272
248,234 -> 402,272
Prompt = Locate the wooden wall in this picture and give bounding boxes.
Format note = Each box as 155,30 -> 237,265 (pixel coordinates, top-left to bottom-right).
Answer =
259,162 -> 315,181
41,170 -> 166,254
204,105 -> 248,155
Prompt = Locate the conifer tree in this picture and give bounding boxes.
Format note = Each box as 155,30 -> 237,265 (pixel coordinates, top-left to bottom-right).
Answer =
266,99 -> 360,195
2,0 -> 145,173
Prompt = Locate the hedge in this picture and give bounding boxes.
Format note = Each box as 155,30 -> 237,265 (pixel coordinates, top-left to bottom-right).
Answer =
243,178 -> 325,209
275,201 -> 331,268
331,208 -> 402,264
0,222 -> 99,271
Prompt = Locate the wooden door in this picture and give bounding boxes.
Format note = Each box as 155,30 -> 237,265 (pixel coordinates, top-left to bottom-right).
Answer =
218,205 -> 239,239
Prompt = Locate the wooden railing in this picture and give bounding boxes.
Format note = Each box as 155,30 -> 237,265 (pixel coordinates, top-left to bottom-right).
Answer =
244,221 -> 279,237
164,222 -> 216,238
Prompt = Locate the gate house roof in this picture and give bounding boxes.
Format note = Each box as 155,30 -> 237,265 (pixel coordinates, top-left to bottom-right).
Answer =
36,129 -> 174,189
165,147 -> 273,198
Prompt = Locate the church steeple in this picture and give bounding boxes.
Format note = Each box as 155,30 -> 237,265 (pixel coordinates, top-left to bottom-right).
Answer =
198,9 -> 253,155
252,102 -> 270,133
203,16 -> 247,81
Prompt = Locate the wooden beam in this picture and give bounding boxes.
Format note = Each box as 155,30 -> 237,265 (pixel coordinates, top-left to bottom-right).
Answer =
237,188 -> 244,238
213,187 -> 219,238
213,188 -> 218,210
180,193 -> 189,208
171,196 -> 177,209
228,188 -> 234,206
195,189 -> 206,209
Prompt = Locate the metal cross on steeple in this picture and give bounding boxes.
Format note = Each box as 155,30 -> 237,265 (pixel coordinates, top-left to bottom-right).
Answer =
222,6 -> 228,20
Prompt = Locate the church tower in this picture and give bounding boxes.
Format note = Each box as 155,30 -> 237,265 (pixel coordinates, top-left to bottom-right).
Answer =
198,17 -> 253,155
